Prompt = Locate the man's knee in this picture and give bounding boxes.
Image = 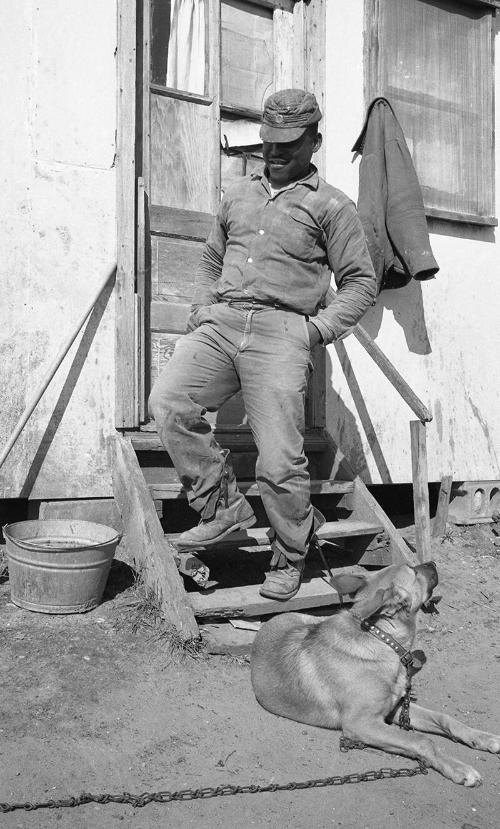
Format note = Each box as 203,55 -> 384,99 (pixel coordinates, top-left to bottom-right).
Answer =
149,383 -> 208,435
256,448 -> 308,487
148,382 -> 182,426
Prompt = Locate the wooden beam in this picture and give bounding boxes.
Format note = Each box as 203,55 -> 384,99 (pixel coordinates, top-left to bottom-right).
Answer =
432,474 -> 453,538
112,433 -> 199,640
353,326 -> 432,423
116,0 -> 138,428
410,420 -> 432,562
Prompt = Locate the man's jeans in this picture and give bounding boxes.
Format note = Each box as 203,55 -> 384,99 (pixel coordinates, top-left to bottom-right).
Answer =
148,302 -> 315,566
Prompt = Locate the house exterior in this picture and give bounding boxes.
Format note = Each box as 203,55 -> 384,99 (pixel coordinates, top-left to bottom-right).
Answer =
1,0 -> 499,511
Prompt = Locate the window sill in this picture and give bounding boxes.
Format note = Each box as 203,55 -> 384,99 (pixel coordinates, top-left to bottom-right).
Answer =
221,104 -> 262,122
150,85 -> 213,106
425,207 -> 498,227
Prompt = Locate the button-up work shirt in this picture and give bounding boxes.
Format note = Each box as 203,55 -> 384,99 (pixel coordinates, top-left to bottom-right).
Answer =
194,166 -> 376,344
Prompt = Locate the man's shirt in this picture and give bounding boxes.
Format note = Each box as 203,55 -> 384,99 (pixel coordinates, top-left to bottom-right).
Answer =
194,166 -> 376,344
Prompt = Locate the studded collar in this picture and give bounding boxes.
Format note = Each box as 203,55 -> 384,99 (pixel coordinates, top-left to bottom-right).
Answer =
359,619 -> 414,669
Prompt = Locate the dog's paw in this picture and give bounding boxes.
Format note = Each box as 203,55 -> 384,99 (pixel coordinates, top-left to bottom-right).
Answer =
486,736 -> 500,753
452,763 -> 482,787
470,732 -> 500,753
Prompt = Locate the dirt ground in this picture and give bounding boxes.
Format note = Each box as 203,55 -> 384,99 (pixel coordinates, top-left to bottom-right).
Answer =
1,522 -> 500,829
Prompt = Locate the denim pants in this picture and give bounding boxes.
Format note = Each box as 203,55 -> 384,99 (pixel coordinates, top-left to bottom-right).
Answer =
148,302 -> 315,566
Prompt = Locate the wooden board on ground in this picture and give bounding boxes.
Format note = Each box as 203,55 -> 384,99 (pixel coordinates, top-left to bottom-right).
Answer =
432,474 -> 453,537
112,433 -> 198,640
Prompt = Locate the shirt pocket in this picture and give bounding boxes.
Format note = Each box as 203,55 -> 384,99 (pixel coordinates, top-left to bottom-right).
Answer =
275,207 -> 322,259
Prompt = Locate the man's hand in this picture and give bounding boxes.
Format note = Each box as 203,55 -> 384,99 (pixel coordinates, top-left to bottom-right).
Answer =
306,321 -> 322,348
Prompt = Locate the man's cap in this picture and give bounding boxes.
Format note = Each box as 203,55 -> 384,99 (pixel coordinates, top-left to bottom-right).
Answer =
260,89 -> 322,143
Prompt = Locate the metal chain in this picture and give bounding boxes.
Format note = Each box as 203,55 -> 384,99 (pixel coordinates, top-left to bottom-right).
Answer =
0,743 -> 428,813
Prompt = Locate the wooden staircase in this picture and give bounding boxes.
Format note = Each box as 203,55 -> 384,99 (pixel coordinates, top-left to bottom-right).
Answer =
113,426 -> 417,649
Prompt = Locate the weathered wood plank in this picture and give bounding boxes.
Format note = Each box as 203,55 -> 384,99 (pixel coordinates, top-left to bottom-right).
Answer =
304,0 -> 326,174
112,433 -> 199,640
150,204 -> 213,239
156,235 -> 204,298
410,420 -> 432,562
116,0 -> 138,428
146,477 -> 354,499
167,520 -> 383,549
432,474 -> 453,537
150,96 -> 216,211
129,427 -> 328,453
151,299 -> 190,333
188,569 -> 369,618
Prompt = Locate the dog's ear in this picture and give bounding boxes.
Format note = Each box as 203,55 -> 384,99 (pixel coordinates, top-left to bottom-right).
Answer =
331,573 -> 367,598
353,586 -> 393,621
354,584 -> 412,620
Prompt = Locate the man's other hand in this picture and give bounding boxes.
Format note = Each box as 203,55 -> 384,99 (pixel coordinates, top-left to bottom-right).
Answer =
306,321 -> 322,348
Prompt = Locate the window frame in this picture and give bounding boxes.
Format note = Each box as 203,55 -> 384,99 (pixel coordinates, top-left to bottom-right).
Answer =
364,0 -> 498,227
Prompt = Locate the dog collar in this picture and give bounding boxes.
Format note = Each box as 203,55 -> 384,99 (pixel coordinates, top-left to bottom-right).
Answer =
360,619 -> 413,668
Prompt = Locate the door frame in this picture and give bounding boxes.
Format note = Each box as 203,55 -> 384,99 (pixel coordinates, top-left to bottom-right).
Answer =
115,0 -> 327,429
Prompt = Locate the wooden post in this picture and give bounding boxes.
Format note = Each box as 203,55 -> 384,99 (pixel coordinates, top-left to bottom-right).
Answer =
112,434 -> 199,640
410,420 -> 432,562
432,474 -> 453,538
116,0 -> 138,428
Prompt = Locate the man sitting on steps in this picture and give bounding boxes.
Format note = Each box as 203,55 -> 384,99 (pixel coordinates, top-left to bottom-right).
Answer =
149,88 -> 376,601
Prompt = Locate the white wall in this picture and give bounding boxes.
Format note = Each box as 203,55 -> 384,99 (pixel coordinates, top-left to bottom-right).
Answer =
0,1 -> 117,499
324,0 -> 500,484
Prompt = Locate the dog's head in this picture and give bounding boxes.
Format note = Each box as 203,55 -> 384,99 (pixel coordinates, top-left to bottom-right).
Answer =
332,561 -> 439,622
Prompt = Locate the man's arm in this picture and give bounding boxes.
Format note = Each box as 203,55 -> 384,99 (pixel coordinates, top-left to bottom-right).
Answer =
192,204 -> 228,310
308,199 -> 376,345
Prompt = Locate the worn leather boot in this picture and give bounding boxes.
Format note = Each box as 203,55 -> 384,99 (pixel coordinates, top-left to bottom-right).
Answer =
175,494 -> 256,550
259,559 -> 305,601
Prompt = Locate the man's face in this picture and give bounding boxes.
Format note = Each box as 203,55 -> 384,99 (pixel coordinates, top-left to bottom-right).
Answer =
262,129 -> 321,188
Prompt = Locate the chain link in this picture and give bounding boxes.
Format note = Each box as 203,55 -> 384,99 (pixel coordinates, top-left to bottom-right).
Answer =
0,742 -> 428,813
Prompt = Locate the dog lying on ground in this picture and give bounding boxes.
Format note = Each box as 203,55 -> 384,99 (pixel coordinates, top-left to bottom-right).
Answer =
251,561 -> 500,786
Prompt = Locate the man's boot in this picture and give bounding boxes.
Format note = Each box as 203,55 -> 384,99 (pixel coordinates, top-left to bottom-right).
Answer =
259,508 -> 325,601
259,559 -> 305,601
175,493 -> 256,550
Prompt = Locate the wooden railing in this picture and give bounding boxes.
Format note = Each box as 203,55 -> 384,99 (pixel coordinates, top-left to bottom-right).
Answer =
333,312 -> 432,562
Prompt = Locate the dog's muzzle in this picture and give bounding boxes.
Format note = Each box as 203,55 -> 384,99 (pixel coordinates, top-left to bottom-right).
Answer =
416,561 -> 440,613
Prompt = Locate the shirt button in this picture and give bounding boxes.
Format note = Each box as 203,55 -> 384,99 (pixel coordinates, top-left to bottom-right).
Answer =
258,229 -> 265,235
247,257 -> 253,263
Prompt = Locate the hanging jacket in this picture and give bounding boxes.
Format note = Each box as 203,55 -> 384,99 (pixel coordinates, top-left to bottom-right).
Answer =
352,97 -> 439,292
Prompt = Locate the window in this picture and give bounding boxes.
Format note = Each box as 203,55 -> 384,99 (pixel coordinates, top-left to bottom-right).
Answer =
150,0 -> 207,95
221,0 -> 274,112
365,0 -> 497,225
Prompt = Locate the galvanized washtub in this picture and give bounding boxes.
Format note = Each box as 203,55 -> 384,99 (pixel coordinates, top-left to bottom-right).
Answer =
3,519 -> 121,614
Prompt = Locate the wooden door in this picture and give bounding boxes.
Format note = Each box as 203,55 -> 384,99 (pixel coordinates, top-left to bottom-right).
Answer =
140,0 -> 326,429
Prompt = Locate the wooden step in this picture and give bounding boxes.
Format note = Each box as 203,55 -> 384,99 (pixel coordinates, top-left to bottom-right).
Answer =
127,427 -> 328,454
188,566 -> 365,619
166,519 -> 383,549
147,477 -> 354,500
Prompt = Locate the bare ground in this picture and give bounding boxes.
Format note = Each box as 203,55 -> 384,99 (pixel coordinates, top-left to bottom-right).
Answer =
1,523 -> 500,829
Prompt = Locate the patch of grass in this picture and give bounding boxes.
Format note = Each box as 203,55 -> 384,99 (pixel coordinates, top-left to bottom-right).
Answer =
115,569 -> 204,660
440,527 -> 457,544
